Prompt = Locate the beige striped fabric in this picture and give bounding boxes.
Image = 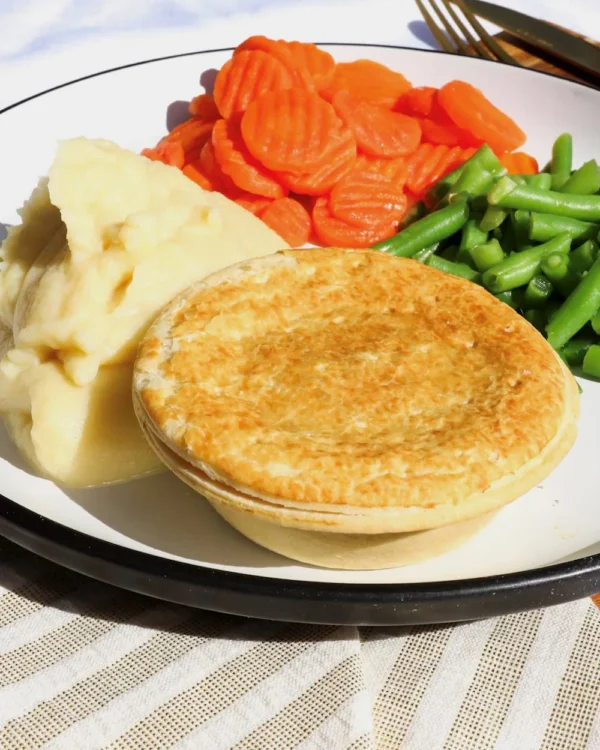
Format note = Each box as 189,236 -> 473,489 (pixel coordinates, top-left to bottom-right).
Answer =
0,537 -> 599,750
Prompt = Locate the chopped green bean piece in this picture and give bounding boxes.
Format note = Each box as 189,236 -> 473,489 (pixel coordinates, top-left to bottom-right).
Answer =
524,308 -> 548,333
583,345 -> 600,378
511,209 -> 531,249
523,173 -> 552,190
480,206 -> 508,232
546,256 -> 600,350
560,337 -> 597,367
591,309 -> 600,335
551,133 -> 572,189
374,202 -> 469,257
529,213 -> 598,243
570,240 -> 599,274
425,254 -> 481,282
482,233 -> 571,293
559,159 -> 600,195
511,175 -> 528,185
459,219 -> 488,254
540,253 -> 580,297
450,163 -> 496,199
470,239 -> 505,272
412,243 -> 439,263
489,178 -> 600,222
523,274 -> 553,308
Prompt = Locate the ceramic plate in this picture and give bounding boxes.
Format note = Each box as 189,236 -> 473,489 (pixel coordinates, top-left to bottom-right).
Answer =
0,44 -> 599,625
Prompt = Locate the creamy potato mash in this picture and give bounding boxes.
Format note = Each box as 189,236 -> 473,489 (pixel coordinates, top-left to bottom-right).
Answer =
0,138 -> 287,486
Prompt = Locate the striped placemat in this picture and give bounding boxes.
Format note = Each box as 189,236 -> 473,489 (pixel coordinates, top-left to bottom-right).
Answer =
1,536 -> 599,749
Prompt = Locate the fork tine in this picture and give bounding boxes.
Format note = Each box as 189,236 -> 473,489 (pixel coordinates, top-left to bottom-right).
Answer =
439,0 -> 495,60
429,0 -> 475,56
415,0 -> 458,54
452,0 -> 518,65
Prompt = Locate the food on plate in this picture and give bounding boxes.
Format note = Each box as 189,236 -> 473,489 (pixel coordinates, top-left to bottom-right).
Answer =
133,248 -> 579,570
142,36 -> 528,247
0,137 -> 287,486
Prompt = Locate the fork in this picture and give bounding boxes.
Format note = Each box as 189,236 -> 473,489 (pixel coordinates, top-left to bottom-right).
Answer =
415,0 -> 517,65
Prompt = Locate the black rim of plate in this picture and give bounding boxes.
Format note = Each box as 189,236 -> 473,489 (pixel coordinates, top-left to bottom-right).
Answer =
0,44 -> 599,626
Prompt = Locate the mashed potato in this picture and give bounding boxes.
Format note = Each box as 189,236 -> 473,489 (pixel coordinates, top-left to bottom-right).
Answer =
0,138 -> 287,486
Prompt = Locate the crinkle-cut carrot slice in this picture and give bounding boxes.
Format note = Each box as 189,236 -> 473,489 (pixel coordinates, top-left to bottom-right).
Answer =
322,59 -> 412,108
329,170 -> 407,229
213,49 -> 294,119
212,118 -> 286,198
499,151 -> 539,175
419,117 -> 463,147
234,193 -> 274,215
399,86 -> 437,116
234,36 -> 313,89
332,90 -> 421,158
285,41 -> 335,90
188,93 -> 220,121
241,88 -> 347,174
163,117 -> 215,161
277,129 -> 356,195
141,141 -> 185,169
182,162 -> 215,191
198,139 -> 239,194
355,153 -> 408,189
312,196 -> 397,248
405,143 -> 447,196
259,197 -> 312,247
437,80 -> 526,154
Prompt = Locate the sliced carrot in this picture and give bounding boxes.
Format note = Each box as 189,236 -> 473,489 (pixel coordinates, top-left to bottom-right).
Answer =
399,86 -> 437,116
188,93 -> 220,121
241,88 -> 348,174
332,90 -> 421,158
234,193 -> 274,215
286,42 -> 335,90
234,36 -> 313,89
329,170 -> 407,229
141,141 -> 185,169
437,80 -> 526,154
212,118 -> 286,198
182,162 -> 215,191
312,196 -> 397,248
405,144 -> 449,196
419,117 -> 463,147
163,117 -> 215,161
198,139 -> 239,194
499,151 -> 539,175
213,49 -> 294,119
355,153 -> 408,189
259,197 -> 312,247
322,59 -> 412,108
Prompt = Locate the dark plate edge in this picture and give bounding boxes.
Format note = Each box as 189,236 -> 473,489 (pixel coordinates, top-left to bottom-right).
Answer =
0,43 -> 599,625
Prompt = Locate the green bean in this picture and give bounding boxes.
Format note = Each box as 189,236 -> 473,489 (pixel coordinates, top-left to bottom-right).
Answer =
374,202 -> 469,257
524,308 -> 548,333
540,253 -> 580,297
523,173 -> 552,190
523,274 -> 553,308
591,309 -> 600,335
459,219 -> 488,254
559,159 -> 600,195
425,254 -> 481,282
511,210 -> 531,249
482,233 -> 571,293
424,145 -> 505,205
528,213 -> 598,243
495,291 -> 519,309
559,337 -> 597,367
450,163 -> 496,199
470,239 -> 505,272
412,244 -> 439,263
583,345 -> 600,378
480,206 -> 508,232
488,177 -> 600,221
511,175 -> 528,185
546,256 -> 600,350
551,133 -> 572,189
570,240 -> 598,275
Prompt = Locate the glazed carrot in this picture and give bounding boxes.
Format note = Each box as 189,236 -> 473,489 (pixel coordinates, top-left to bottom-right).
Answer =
188,93 -> 220,121
286,41 -> 335,90
437,80 -> 526,154
499,151 -> 539,175
160,117 -> 215,163
322,59 -> 412,107
212,118 -> 286,198
355,153 -> 408,189
234,36 -> 313,89
399,86 -> 437,116
420,117 -> 462,147
234,193 -> 274,215
259,197 -> 312,246
141,141 -> 185,169
198,139 -> 239,194
213,50 -> 294,119
277,130 -> 356,195
330,170 -> 407,228
182,162 -> 215,191
241,88 -> 348,173
312,196 -> 398,248
332,90 -> 421,158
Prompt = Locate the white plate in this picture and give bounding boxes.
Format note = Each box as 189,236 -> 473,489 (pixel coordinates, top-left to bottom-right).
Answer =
0,44 -> 599,624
